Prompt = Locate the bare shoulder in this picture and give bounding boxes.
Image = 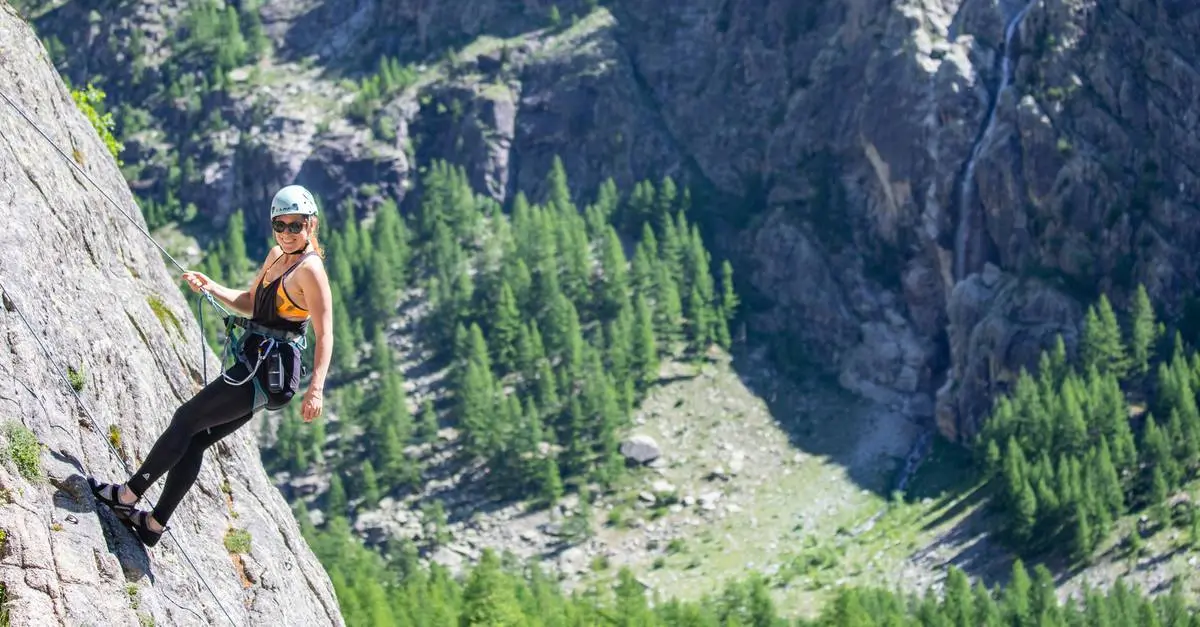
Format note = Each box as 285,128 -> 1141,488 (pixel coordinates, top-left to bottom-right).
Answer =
301,253 -> 327,273
262,245 -> 284,266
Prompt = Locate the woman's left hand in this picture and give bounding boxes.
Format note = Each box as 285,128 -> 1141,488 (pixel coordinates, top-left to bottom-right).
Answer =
301,387 -> 323,422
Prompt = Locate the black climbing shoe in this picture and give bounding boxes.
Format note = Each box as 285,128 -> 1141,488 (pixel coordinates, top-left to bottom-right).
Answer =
89,478 -> 136,520
123,510 -> 168,548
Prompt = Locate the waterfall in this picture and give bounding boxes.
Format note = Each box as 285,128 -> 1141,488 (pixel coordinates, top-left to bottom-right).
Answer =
952,1 -> 1035,282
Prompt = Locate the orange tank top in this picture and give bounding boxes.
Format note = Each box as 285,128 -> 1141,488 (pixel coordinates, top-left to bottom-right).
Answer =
259,252 -> 312,320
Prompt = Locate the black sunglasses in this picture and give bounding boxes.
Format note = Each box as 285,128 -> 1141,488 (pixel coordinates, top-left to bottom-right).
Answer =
272,218 -> 307,234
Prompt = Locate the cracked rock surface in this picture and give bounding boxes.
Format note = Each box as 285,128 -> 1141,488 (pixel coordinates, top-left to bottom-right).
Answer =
0,7 -> 342,626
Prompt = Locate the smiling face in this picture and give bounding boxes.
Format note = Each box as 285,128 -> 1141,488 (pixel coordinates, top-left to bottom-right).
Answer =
271,214 -> 313,250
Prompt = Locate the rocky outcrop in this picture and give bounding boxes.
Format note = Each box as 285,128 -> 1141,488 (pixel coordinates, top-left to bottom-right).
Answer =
407,9 -> 685,204
0,7 -> 342,626
607,0 -> 1200,439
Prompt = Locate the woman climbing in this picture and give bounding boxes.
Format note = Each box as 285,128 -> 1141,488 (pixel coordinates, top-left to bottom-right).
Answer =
88,184 -> 334,547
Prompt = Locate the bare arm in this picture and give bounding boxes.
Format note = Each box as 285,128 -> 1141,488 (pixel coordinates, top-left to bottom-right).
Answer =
297,257 -> 333,396
186,248 -> 279,317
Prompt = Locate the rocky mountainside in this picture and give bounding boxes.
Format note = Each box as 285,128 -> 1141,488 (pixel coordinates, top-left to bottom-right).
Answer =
0,6 -> 342,626
22,0 -> 1200,438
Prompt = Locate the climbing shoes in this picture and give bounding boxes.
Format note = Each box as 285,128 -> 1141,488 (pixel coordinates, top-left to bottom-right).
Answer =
90,477 -> 166,547
89,477 -> 136,521
123,510 -> 168,548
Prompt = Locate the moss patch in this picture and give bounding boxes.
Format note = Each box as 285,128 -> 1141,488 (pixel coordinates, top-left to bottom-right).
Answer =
146,294 -> 183,337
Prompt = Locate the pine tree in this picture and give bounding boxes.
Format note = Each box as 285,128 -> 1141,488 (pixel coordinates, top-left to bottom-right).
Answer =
1095,437 -> 1125,517
1004,559 -> 1032,627
720,260 -> 739,325
540,455 -> 563,507
1071,501 -> 1094,562
459,356 -> 496,460
459,550 -> 526,627
361,460 -> 381,508
653,264 -> 684,347
630,228 -> 657,297
330,289 -> 358,374
943,567 -> 974,627
1081,295 -> 1129,379
1129,284 -> 1158,377
491,281 -> 521,373
631,294 -> 659,392
223,210 -> 250,278
417,399 -> 439,444
686,284 -> 713,354
365,249 -> 398,328
328,473 -> 348,517
598,226 -> 632,318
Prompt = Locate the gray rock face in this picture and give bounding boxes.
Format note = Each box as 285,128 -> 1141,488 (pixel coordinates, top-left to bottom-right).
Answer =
610,0 -> 1200,439
0,8 -> 342,626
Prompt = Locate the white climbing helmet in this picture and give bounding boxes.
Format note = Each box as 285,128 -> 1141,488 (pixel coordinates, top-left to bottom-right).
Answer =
270,184 -> 319,218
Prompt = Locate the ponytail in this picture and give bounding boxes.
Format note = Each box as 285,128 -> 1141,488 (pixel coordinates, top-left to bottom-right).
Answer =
309,218 -> 325,258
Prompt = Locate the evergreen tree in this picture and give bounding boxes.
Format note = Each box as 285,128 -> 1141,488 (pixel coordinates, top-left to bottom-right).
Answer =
721,259 -> 739,325
631,294 -> 659,392
459,550 -> 526,627
361,459 -> 381,508
491,281 -> 521,373
1129,283 -> 1158,377
328,473 -> 348,517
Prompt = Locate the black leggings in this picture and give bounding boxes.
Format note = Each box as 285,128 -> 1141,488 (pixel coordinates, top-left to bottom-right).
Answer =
125,376 -> 258,525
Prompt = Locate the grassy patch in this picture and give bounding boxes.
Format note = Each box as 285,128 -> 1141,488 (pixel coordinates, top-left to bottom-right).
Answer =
147,294 -> 183,337
3,421 -> 43,483
125,583 -> 140,610
67,365 -> 85,392
108,424 -> 122,450
224,527 -> 252,554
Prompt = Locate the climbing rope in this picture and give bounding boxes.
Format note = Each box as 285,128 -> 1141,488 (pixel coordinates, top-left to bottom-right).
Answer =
0,90 -> 239,624
0,279 -> 237,627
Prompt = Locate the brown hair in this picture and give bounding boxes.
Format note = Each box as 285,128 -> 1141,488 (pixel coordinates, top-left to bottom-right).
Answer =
308,217 -> 325,258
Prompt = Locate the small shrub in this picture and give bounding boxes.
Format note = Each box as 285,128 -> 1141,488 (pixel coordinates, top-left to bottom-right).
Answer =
125,584 -> 140,610
108,424 -> 121,450
70,83 -> 124,165
224,527 -> 252,554
67,365 -> 85,391
3,422 -> 43,483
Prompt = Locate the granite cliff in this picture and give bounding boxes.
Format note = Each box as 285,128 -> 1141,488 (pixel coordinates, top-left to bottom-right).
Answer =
0,6 -> 343,625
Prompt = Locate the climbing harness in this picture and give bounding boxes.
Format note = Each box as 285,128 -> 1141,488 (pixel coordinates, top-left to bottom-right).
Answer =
0,89 -> 241,625
220,315 -> 308,396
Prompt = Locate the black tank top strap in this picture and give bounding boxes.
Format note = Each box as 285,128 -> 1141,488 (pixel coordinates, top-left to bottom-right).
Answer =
250,250 -> 317,330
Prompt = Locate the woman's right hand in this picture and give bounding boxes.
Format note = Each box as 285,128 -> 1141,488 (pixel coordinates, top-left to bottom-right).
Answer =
181,271 -> 213,294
